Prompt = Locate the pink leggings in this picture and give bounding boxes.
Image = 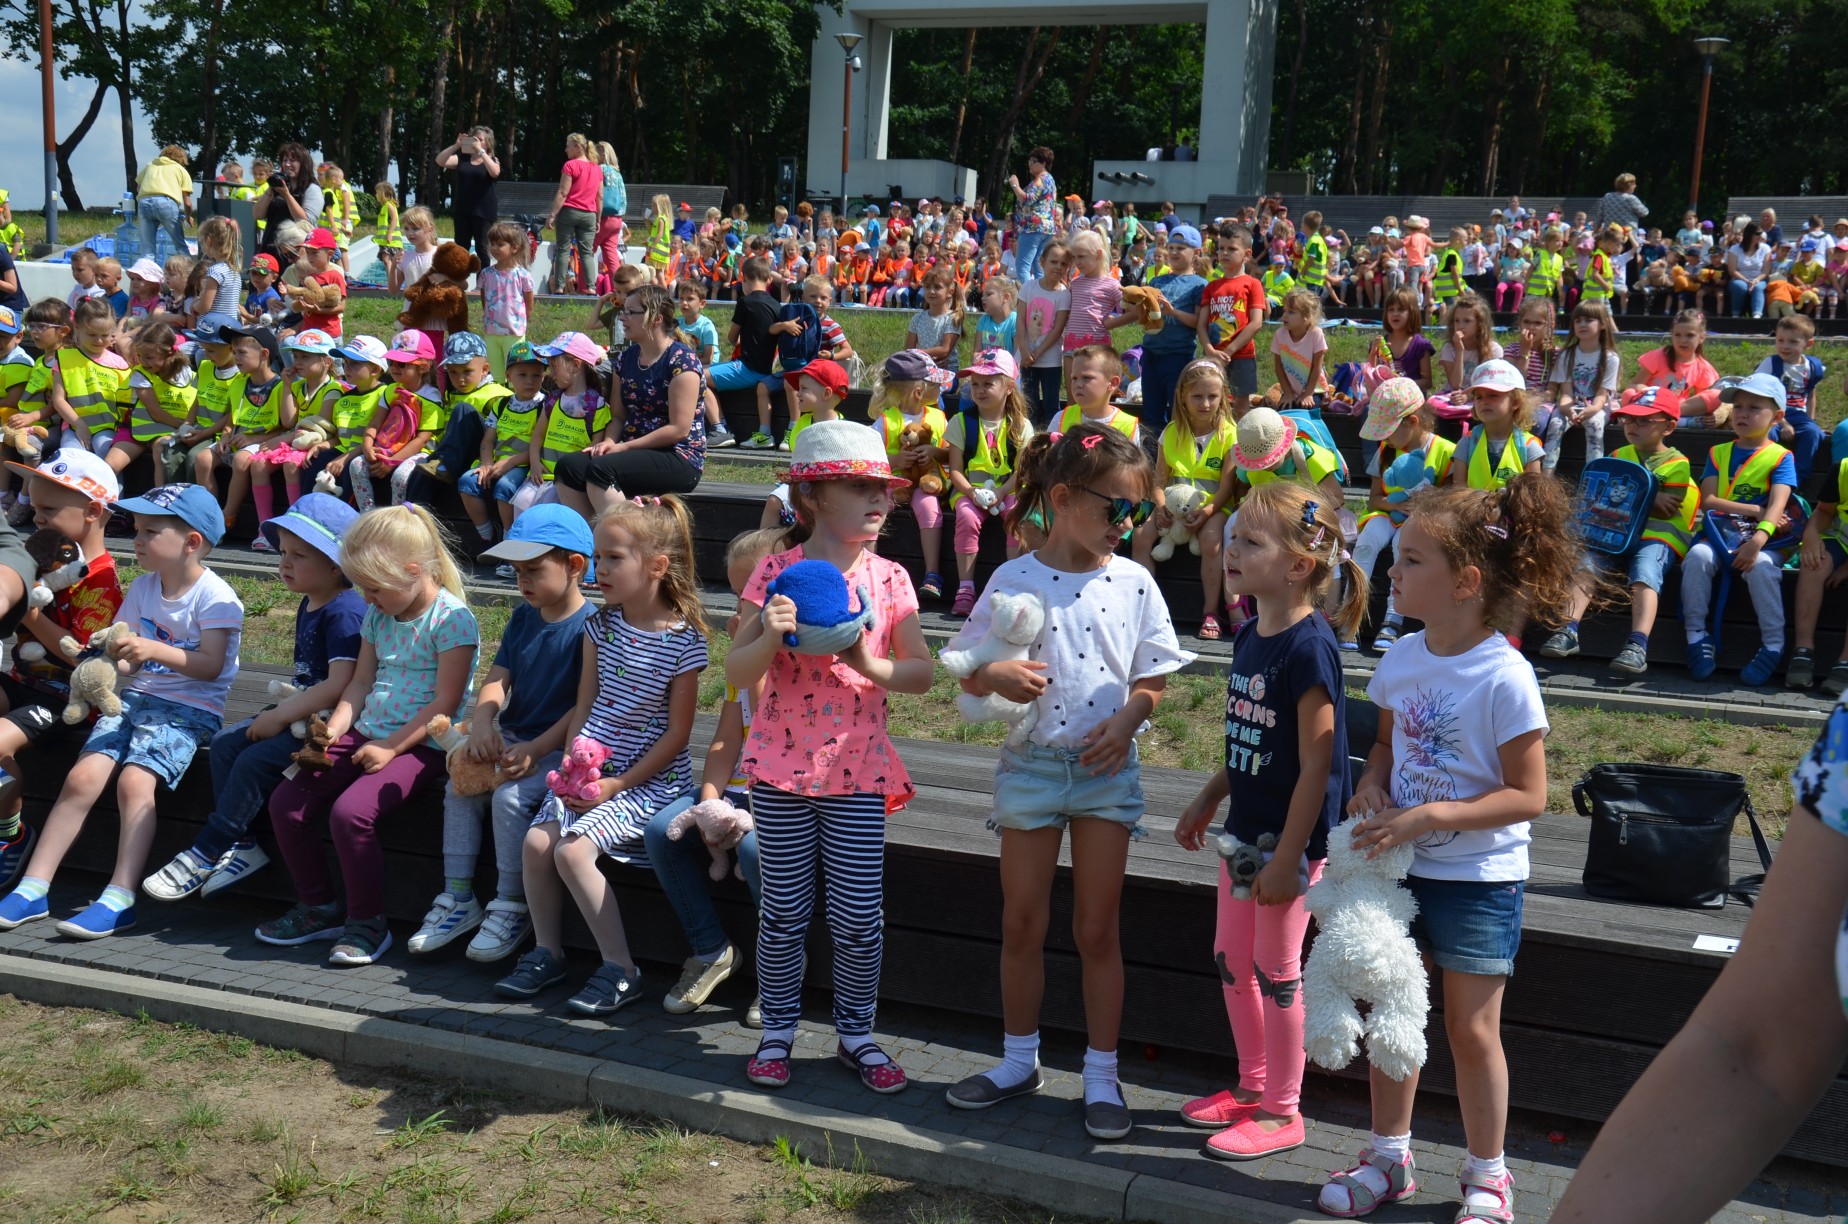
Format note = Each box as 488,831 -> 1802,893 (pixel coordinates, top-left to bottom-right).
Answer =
1214,857 -> 1325,1114
953,494 -> 1016,555
906,490 -> 942,529
1495,281 -> 1526,312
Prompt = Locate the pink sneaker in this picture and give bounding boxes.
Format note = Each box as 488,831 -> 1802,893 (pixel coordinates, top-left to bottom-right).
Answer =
1179,1089 -> 1258,1129
1204,1114 -> 1304,1161
951,585 -> 977,616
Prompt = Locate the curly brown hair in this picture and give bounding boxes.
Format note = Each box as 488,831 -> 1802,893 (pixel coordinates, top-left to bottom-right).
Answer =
1402,473 -> 1589,631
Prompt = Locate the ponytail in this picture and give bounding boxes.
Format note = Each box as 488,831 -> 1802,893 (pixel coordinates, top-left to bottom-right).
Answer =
597,495 -> 710,638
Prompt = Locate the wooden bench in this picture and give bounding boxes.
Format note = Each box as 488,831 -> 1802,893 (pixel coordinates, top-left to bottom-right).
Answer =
37,663 -> 1847,1167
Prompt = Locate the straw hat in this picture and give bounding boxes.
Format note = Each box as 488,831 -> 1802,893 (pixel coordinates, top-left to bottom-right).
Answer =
1233,407 -> 1299,472
787,419 -> 911,488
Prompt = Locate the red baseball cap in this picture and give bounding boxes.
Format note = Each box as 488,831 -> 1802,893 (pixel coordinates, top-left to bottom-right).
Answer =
1614,386 -> 1684,418
303,226 -> 340,250
678,201 -> 693,211
784,358 -> 849,399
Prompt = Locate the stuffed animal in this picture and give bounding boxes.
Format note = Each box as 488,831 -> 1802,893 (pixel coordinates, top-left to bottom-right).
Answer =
397,240 -> 478,334
1120,285 -> 1165,332
285,714 -> 336,778
266,678 -> 332,740
1301,820 -> 1430,1083
57,621 -> 137,723
4,423 -> 47,462
313,466 -> 341,496
665,796 -> 756,881
938,589 -> 1046,749
290,417 -> 337,452
1150,483 -> 1209,562
1381,449 -> 1435,525
21,527 -> 85,615
283,276 -> 343,315
547,735 -> 610,803
763,559 -> 875,655
1211,830 -> 1311,901
892,420 -> 945,503
969,480 -> 1004,516
426,713 -> 504,797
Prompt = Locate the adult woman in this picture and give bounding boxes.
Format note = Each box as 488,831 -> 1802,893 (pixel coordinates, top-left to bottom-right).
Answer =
1728,221 -> 1772,318
135,145 -> 195,259
554,284 -> 705,516
1006,146 -> 1058,280
436,126 -> 502,267
593,141 -> 628,291
252,142 -> 323,263
544,133 -> 601,295
1591,172 -> 1649,232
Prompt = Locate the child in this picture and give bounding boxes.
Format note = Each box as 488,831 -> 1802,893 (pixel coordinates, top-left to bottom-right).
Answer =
479,221 -> 537,379
1198,226 -> 1269,412
942,424 -> 1188,1137
1140,225 -> 1206,439
1582,224 -> 1619,306
397,207 -> 439,295
1495,240 -> 1529,312
523,331 -> 610,519
283,227 -> 346,338
775,275 -> 852,441
0,190 -> 22,258
866,349 -> 953,596
1229,405 -> 1344,541
644,193 -> 673,271
1547,389 -> 1698,674
1175,483 -> 1363,1157
460,340 -> 546,559
410,506 -> 593,960
159,254 -> 192,316
0,484 -> 240,939
886,239 -> 917,309
1431,227 -> 1469,319
191,216 -> 243,334
1680,373 -> 1798,685
906,266 -> 966,390
1060,231 -> 1134,397
374,181 -> 403,288
1348,379 -> 1454,653
1540,301 -> 1619,471
495,499 -> 706,1014
256,505 -> 477,965
1436,294 -> 1503,395
346,331 -> 442,513
242,328 -> 342,531
1052,344 -> 1138,441
94,258 -> 127,318
972,277 -> 1019,374
946,348 -> 1034,614
760,358 -> 852,531
1629,308 -> 1724,426
1523,227 -> 1565,311
105,319 -> 195,475
728,421 -> 935,1092
1132,359 -> 1239,637
47,299 -> 128,459
0,451 -> 122,891
303,335 -> 389,496
712,256 -> 785,450
66,249 -> 103,310
213,326 -> 293,532
414,331 -> 504,495
1369,287 -> 1434,389
1448,359 -> 1543,494
159,323 -> 235,485
1271,288 -> 1330,407
143,495 -> 364,900
125,258 -> 164,318
1016,238 -> 1072,424
1320,475 -> 1569,1223
1757,313 -> 1826,477
677,281 -> 730,447
241,254 -> 285,325
1793,446 -> 1848,694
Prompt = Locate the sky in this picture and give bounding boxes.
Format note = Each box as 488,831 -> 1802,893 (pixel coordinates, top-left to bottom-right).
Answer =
0,57 -> 161,210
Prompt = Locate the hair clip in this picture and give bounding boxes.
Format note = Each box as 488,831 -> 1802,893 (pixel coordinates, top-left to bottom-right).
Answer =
1080,433 -> 1102,449
1301,501 -> 1319,526
1484,523 -> 1509,539
1309,525 -> 1326,549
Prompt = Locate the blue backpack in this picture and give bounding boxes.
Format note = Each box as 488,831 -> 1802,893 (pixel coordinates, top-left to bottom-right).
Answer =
1576,456 -> 1657,556
1280,405 -> 1351,484
776,301 -> 822,368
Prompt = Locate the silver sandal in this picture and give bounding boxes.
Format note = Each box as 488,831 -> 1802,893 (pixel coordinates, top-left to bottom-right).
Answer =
1318,1146 -> 1417,1218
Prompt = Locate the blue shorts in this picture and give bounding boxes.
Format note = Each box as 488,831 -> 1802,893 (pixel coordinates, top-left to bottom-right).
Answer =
991,741 -> 1146,840
81,690 -> 222,790
459,465 -> 529,504
1623,539 -> 1677,593
1405,874 -> 1524,977
707,360 -> 782,392
1824,539 -> 1848,568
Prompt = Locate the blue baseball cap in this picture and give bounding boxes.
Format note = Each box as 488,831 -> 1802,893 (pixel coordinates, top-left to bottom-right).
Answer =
186,322 -> 238,347
444,331 -> 489,364
0,306 -> 19,335
115,483 -> 226,547
260,491 -> 358,565
478,504 -> 595,563
1721,372 -> 1789,407
1168,224 -> 1203,249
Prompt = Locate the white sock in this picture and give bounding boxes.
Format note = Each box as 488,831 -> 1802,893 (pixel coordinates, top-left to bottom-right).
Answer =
840,1033 -> 889,1067
756,1027 -> 795,1054
474,521 -> 494,541
1081,1046 -> 1121,1107
1462,1151 -> 1509,1212
98,885 -> 135,912
983,1030 -> 1039,1089
1318,1132 -> 1409,1214
13,876 -> 48,902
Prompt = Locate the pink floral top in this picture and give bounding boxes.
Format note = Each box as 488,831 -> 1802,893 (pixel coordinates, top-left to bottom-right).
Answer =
739,546 -> 918,808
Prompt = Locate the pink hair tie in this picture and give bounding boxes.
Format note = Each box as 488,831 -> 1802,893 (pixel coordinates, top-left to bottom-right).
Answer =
1080,433 -> 1102,449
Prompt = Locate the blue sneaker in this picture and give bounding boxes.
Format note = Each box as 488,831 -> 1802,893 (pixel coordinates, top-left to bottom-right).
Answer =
0,823 -> 37,894
1685,639 -> 1718,681
494,947 -> 567,999
55,899 -> 136,940
1741,646 -> 1784,687
0,888 -> 48,930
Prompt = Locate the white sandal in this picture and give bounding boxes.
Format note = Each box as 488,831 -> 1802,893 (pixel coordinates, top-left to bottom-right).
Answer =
1317,1146 -> 1417,1218
1453,1169 -> 1515,1223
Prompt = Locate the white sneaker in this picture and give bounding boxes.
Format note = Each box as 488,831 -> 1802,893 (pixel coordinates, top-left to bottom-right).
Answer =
407,892 -> 485,954
744,994 -> 763,1029
465,898 -> 531,962
142,848 -> 215,901
662,943 -> 738,1014
200,841 -> 270,899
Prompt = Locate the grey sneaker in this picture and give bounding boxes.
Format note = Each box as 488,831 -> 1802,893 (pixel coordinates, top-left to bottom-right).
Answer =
407,892 -> 485,954
1609,642 -> 1650,676
1539,628 -> 1580,658
567,963 -> 644,1016
1786,649 -> 1817,689
465,898 -> 531,962
254,903 -> 344,946
495,947 -> 568,998
663,944 -> 737,1014
708,425 -> 737,449
1822,661 -> 1848,699
328,922 -> 393,967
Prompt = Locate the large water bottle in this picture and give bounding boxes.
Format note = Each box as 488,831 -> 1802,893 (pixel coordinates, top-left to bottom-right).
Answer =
112,192 -> 141,264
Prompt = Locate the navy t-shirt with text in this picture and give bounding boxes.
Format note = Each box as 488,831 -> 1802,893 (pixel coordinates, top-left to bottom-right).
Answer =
1223,612 -> 1349,861
292,590 -> 367,689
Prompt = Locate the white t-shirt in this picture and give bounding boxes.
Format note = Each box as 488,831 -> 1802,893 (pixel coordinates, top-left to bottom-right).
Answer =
1551,347 -> 1621,403
947,553 -> 1193,750
118,567 -> 244,717
1366,631 -> 1547,882
1436,339 -> 1505,392
1016,279 -> 1071,369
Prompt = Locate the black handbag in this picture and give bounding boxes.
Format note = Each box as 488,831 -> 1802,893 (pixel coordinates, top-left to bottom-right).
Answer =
1574,763 -> 1773,908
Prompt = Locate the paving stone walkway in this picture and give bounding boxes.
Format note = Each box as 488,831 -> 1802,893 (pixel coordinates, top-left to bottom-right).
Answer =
3,877 -> 1842,1223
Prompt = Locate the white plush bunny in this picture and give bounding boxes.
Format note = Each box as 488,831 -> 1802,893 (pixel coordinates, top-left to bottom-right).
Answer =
1151,483 -> 1208,562
267,678 -> 330,741
937,589 -> 1047,750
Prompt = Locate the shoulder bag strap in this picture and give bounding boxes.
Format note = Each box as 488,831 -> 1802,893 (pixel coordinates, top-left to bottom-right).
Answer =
1727,792 -> 1774,907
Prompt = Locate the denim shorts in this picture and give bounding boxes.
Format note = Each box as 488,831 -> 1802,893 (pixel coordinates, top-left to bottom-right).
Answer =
1623,539 -> 1676,593
1405,874 -> 1524,977
991,741 -> 1146,840
82,690 -> 222,789
706,360 -> 781,392
1226,356 -> 1258,398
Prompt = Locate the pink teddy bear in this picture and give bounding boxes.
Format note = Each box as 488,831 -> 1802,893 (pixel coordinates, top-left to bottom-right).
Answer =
547,735 -> 610,803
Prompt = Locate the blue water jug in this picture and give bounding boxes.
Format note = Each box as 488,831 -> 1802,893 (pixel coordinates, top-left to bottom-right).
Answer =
112,192 -> 141,265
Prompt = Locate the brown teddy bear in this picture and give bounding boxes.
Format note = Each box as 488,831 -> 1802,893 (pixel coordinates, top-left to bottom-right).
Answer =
398,240 -> 478,335
57,621 -> 137,723
4,423 -> 47,462
893,420 -> 946,505
285,714 -> 336,779
1120,285 -> 1166,332
426,714 -> 503,796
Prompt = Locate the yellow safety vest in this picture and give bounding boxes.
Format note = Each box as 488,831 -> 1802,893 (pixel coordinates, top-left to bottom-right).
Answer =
1159,419 -> 1235,493
786,412 -> 818,454
1464,429 -> 1538,491
16,356 -> 52,420
0,349 -> 33,411
538,390 -> 611,477
1054,403 -> 1138,439
376,203 -> 402,250
645,215 -> 672,268
229,373 -> 282,433
1709,439 -> 1791,507
192,359 -> 238,432
1613,443 -> 1698,558
950,410 -> 1024,509
1357,434 -> 1457,532
1830,458 -> 1848,550
127,366 -> 197,443
56,349 -> 126,438
331,384 -> 388,453
490,395 -> 544,463
1583,251 -> 1613,302
291,375 -> 341,429
1433,249 -> 1465,302
449,380 -> 513,430
1261,269 -> 1295,302
1299,233 -> 1329,288
1525,249 -> 1562,295
1242,435 -> 1340,490
878,405 -> 949,455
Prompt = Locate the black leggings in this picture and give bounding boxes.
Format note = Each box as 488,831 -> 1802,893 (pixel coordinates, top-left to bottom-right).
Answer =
454,214 -> 495,269
554,448 -> 701,497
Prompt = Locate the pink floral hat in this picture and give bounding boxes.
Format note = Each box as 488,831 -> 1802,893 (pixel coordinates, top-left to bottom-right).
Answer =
787,419 -> 911,488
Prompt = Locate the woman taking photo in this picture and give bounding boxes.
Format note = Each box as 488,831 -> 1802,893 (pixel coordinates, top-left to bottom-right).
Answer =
544,133 -> 601,295
1007,146 -> 1058,280
135,145 -> 194,259
437,125 -> 502,267
554,284 -> 705,516
252,142 -> 323,264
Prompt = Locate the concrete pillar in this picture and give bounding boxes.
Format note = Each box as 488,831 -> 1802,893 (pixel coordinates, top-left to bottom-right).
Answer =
1200,0 -> 1278,195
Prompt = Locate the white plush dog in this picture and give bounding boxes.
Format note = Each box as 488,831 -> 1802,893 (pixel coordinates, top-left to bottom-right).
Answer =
1150,483 -> 1208,562
938,589 -> 1047,750
267,679 -> 331,740
1301,821 -> 1429,1083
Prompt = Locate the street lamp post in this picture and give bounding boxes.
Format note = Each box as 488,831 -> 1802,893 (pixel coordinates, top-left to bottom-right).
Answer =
836,31 -> 863,214
1690,36 -> 1729,212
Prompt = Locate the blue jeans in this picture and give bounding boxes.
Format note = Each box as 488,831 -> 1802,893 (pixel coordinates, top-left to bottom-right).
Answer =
644,794 -> 762,960
194,717 -> 303,861
1014,230 -> 1050,282
1139,349 -> 1193,441
1784,409 -> 1823,479
1729,277 -> 1765,317
459,465 -> 528,503
1022,365 -> 1063,428
137,195 -> 188,260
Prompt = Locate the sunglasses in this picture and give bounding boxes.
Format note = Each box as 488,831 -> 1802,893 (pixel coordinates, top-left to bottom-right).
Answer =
1080,487 -> 1154,527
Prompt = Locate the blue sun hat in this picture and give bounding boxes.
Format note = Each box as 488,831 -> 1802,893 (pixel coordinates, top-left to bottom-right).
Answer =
260,492 -> 359,565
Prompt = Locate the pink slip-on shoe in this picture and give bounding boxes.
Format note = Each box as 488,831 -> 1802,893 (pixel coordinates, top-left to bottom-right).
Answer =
837,1041 -> 908,1094
746,1038 -> 791,1089
1204,1114 -> 1305,1161
1179,1089 -> 1259,1129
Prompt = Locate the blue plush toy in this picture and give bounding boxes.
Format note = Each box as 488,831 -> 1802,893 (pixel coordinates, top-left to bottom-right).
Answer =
1381,449 -> 1433,524
764,559 -> 876,655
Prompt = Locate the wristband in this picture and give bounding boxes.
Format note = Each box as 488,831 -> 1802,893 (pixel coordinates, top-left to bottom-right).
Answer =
1755,520 -> 1775,536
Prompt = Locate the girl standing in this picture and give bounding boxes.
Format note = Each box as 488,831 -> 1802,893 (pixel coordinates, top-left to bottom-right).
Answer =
1541,301 -> 1620,471
105,320 -> 195,475
1175,483 -> 1366,1160
1628,308 -> 1723,427
1060,231 -> 1134,396
644,193 -> 674,273
256,505 -> 478,966
1016,239 -> 1072,424
495,499 -> 707,1015
1369,288 -> 1433,389
190,217 -> 243,336
374,181 -> 403,288
1318,476 -> 1573,1223
1132,359 -> 1239,637
480,222 -> 537,379
727,420 -> 935,1094
905,267 -> 966,389
945,348 -> 1033,615
1271,289 -> 1331,407
942,424 -> 1191,1140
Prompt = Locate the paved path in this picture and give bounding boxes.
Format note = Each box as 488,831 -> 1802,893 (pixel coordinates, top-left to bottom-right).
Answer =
1,878 -> 1841,1223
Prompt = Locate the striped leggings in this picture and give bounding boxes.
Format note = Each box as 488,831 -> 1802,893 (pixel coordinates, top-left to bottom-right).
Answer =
752,787 -> 888,1037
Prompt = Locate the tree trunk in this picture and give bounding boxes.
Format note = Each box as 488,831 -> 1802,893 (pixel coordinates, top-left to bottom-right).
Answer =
110,0 -> 136,193
1425,62 -> 1459,194
376,64 -> 396,187
1335,15 -> 1368,193
197,0 -> 223,182
1512,67 -> 1549,197
335,78 -> 361,170
1358,13 -> 1392,194
946,29 -> 977,167
1478,58 -> 1509,195
419,0 -> 460,207
1279,0 -> 1308,166
984,27 -> 1061,201
1065,27 -> 1109,134
56,76 -> 110,212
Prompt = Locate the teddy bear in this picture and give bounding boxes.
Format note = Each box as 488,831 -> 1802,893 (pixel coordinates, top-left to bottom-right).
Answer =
265,678 -> 332,741
283,275 -> 343,316
763,559 -> 875,655
665,796 -> 755,881
937,589 -> 1046,749
284,714 -> 336,779
1380,449 -> 1436,525
1119,284 -> 1165,332
547,735 -> 610,804
1150,483 -> 1209,562
891,420 -> 945,505
1211,830 -> 1312,901
1301,819 -> 1430,1083
4,423 -> 47,463
426,713 -> 504,797
397,240 -> 478,335
56,621 -> 137,723
20,527 -> 85,618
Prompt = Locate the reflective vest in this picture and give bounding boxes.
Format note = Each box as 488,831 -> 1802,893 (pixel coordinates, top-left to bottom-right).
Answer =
645,215 -> 672,268
785,411 -> 818,454
326,183 -> 357,242
0,222 -> 23,257
1465,429 -> 1538,491
55,349 -> 126,438
1830,458 -> 1848,550
448,380 -> 514,440
16,356 -> 52,419
1583,251 -> 1613,302
1357,434 -> 1457,531
1159,419 -> 1235,493
376,203 -> 402,250
1433,249 -> 1465,302
1261,268 -> 1295,303
229,373 -> 281,433
878,405 -> 949,456
1054,403 -> 1138,440
538,388 -> 610,477
127,366 -> 197,442
1299,233 -> 1329,288
1709,439 -> 1790,507
1242,435 -> 1341,490
331,384 -> 389,453
290,375 -> 341,429
490,394 -> 544,463
950,410 -> 1025,509
192,359 -> 238,432
1613,443 -> 1698,558
0,347 -> 33,409
1525,249 -> 1562,295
